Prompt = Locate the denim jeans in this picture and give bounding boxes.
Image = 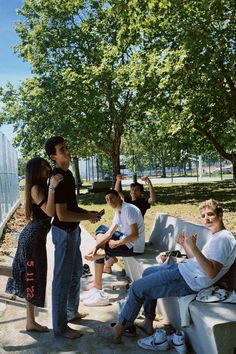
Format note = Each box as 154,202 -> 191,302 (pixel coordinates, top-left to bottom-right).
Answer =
95,224 -> 123,240
118,264 -> 196,327
51,225 -> 82,334
95,224 -> 138,264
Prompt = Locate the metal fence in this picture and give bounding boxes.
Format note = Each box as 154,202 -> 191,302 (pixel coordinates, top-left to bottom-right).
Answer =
0,132 -> 19,237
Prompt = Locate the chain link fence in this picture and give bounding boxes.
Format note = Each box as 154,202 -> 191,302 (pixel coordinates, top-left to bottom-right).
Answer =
0,132 -> 20,238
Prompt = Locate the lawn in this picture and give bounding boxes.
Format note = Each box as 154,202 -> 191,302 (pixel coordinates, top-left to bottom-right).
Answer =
79,180 -> 236,238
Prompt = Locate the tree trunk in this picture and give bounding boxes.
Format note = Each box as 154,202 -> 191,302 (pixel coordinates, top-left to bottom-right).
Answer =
111,150 -> 121,185
183,162 -> 187,176
72,157 -> 82,194
110,123 -> 123,184
232,153 -> 236,184
161,163 -> 167,178
193,124 -> 236,183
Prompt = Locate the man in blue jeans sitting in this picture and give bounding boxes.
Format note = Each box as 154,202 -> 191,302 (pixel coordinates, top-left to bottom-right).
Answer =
45,136 -> 101,339
99,199 -> 236,351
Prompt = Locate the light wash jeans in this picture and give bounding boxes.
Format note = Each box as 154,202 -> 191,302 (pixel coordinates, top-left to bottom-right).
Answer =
51,224 -> 82,334
118,264 -> 196,327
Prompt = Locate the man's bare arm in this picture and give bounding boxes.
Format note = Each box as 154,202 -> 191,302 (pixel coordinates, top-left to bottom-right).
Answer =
141,176 -> 156,204
109,223 -> 138,249
56,203 -> 100,223
114,175 -> 125,200
94,224 -> 118,250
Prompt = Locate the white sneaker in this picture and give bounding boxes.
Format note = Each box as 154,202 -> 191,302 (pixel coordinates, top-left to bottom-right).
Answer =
80,287 -> 98,301
137,328 -> 169,351
171,330 -> 187,354
83,290 -> 109,306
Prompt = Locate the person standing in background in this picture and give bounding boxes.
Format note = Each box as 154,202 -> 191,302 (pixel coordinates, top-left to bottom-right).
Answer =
6,157 -> 63,333
45,136 -> 102,339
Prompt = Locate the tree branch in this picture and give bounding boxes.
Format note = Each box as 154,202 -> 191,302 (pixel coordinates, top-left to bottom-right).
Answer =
193,123 -> 234,161
218,59 -> 236,117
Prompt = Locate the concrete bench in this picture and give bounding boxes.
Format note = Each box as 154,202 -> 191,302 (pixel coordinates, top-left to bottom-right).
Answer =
88,181 -> 112,193
123,212 -> 236,354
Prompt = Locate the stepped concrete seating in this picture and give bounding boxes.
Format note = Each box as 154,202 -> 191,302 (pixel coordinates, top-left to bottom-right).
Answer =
123,212 -> 236,354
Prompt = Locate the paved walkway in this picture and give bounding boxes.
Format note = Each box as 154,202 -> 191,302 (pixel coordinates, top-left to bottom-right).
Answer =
121,176 -> 229,187
0,227 -> 178,354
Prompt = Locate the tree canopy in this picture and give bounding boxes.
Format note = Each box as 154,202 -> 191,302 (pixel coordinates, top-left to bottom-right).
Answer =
0,0 -> 235,181
115,0 -> 236,178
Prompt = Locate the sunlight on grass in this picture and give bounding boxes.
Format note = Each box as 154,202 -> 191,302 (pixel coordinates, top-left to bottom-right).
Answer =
79,180 -> 236,238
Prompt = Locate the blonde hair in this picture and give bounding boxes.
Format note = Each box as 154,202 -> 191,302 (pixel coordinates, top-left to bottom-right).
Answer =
199,199 -> 223,215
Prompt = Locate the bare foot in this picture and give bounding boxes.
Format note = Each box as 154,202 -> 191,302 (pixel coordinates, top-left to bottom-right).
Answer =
103,266 -> 112,274
97,326 -> 122,344
84,254 -> 104,261
103,257 -> 118,273
106,257 -> 118,266
85,249 -> 106,261
55,327 -> 82,339
136,320 -> 154,335
68,312 -> 89,322
26,322 -> 50,332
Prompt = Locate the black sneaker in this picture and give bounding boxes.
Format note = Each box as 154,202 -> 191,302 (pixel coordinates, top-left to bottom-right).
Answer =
110,323 -> 137,337
82,264 -> 92,278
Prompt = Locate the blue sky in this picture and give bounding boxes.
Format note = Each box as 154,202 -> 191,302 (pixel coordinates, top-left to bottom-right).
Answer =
0,0 -> 32,141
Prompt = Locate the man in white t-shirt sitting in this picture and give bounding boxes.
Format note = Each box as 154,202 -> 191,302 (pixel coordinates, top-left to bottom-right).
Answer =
99,199 -> 236,345
83,189 -> 145,307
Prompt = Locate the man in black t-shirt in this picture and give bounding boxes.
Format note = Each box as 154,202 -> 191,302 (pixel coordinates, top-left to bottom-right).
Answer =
45,136 -> 101,340
100,174 -> 157,273
115,174 -> 156,217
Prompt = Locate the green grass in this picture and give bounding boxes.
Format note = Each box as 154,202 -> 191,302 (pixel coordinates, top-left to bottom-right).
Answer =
19,179 -> 236,237
78,180 -> 236,238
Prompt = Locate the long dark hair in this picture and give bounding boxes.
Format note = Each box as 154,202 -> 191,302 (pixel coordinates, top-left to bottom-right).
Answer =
25,157 -> 51,220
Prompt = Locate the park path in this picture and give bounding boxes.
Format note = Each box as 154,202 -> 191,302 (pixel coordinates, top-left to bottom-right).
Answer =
0,226 -> 178,354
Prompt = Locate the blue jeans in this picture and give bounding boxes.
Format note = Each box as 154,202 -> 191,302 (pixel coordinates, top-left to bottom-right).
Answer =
118,264 -> 196,327
95,225 -> 139,264
51,225 -> 82,334
95,224 -> 123,240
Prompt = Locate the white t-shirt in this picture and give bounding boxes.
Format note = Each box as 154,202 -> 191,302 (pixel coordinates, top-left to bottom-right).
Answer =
178,229 -> 236,291
113,201 -> 145,253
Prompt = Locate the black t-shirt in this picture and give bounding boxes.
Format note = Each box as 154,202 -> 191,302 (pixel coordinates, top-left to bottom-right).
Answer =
32,203 -> 51,220
32,188 -> 50,220
52,168 -> 80,230
124,197 -> 150,217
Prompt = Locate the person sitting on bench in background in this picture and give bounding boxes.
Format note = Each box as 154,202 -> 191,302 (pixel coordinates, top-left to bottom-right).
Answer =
101,175 -> 156,273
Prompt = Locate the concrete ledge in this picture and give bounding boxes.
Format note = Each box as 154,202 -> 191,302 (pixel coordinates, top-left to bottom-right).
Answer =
123,212 -> 236,354
0,301 -> 6,317
0,200 -> 21,240
149,212 -> 210,251
123,243 -> 159,282
185,301 -> 236,354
